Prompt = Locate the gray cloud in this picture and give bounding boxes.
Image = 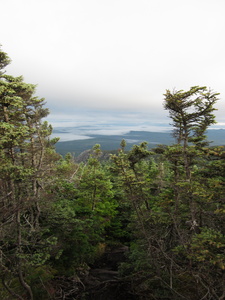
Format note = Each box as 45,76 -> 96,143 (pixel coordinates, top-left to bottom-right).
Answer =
1,0 -> 225,127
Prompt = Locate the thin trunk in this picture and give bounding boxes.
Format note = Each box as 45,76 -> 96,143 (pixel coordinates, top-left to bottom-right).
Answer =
2,278 -> 25,300
3,105 -> 9,122
3,105 -> 16,163
16,210 -> 34,300
37,133 -> 45,169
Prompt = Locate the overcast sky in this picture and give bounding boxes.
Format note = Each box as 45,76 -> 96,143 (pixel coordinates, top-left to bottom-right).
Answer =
1,0 -> 225,129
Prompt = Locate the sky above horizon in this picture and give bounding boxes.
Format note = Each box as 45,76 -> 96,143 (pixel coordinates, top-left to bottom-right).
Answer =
1,0 -> 225,130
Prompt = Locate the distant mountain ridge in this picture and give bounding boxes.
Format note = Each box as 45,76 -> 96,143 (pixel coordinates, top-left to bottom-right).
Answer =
55,129 -> 225,156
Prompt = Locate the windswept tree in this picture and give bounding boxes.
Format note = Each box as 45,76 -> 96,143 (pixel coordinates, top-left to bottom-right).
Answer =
163,86 -> 219,221
115,87 -> 225,300
164,86 -> 218,177
161,86 -> 225,299
0,47 -> 59,299
164,86 -> 218,149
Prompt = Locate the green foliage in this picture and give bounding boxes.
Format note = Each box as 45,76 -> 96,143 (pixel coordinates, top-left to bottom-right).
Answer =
44,147 -> 119,276
188,228 -> 225,269
1,48 -> 225,299
0,45 -> 11,72
164,86 -> 219,148
0,47 -> 61,299
111,88 -> 224,299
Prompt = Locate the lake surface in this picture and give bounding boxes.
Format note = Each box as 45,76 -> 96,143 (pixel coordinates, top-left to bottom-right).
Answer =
52,123 -> 172,141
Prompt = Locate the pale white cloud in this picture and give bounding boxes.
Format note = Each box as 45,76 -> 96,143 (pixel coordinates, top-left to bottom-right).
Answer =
1,0 -> 225,126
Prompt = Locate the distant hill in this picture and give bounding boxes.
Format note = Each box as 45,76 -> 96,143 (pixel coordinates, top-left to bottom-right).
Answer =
54,129 -> 225,156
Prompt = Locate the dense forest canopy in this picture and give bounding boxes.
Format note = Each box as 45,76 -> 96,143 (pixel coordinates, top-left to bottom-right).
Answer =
0,47 -> 225,300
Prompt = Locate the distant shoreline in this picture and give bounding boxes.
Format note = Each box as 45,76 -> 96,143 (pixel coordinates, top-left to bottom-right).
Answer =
54,129 -> 225,156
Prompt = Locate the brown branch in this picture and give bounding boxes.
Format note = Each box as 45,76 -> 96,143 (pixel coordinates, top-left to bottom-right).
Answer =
2,277 -> 25,300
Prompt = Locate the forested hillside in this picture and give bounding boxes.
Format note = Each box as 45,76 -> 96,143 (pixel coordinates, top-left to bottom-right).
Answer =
1,47 -> 225,300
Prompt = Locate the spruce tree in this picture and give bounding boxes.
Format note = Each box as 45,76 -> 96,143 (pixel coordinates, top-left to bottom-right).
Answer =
0,47 -> 59,299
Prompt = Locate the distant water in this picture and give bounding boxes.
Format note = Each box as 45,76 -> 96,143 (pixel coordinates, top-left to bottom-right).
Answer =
52,123 -> 172,142
49,116 -> 225,143
53,126 -> 224,156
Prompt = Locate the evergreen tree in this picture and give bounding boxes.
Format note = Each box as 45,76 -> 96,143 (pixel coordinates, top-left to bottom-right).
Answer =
114,87 -> 224,300
0,47 -> 59,299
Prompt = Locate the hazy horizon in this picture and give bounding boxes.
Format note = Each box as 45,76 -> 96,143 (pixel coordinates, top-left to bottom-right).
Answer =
51,118 -> 225,142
